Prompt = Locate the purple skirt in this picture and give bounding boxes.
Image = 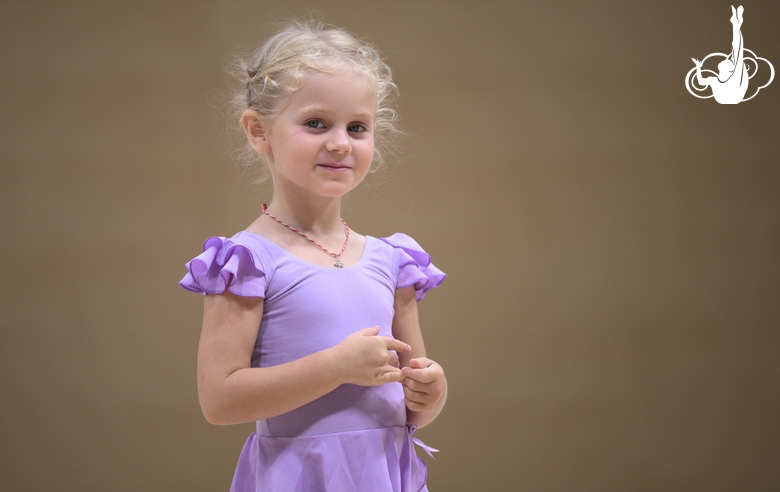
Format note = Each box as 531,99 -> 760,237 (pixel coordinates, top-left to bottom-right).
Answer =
230,425 -> 434,492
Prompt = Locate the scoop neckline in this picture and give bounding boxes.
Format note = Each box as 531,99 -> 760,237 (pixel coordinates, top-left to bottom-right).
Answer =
237,230 -> 373,272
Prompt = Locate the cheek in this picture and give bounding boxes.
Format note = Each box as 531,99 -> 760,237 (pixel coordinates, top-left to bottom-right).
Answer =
355,138 -> 375,164
280,130 -> 313,150
269,135 -> 315,166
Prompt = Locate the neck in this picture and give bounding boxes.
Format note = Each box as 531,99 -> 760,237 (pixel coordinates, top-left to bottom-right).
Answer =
263,191 -> 344,235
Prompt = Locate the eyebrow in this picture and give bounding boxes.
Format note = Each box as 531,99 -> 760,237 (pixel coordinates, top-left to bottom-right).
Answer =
296,106 -> 375,121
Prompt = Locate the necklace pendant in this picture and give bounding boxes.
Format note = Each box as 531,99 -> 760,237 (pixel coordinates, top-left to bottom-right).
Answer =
334,256 -> 344,269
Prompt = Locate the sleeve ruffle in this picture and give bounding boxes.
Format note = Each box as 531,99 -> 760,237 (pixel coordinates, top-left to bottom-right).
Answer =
179,237 -> 267,297
380,233 -> 446,301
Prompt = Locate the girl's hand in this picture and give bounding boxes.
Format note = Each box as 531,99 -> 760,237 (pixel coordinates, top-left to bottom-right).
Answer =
332,327 -> 411,386
692,58 -> 702,67
401,358 -> 446,412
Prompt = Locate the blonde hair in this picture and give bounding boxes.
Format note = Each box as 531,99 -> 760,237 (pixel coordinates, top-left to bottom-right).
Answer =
230,20 -> 400,182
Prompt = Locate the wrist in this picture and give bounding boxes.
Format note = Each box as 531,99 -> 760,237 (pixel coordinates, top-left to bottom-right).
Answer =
323,345 -> 347,386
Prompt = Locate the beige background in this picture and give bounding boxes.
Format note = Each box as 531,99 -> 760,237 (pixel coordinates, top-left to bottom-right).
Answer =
2,1 -> 779,490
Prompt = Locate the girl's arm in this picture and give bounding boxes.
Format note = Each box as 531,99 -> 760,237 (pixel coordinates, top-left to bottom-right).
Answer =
198,290 -> 410,425
392,285 -> 448,428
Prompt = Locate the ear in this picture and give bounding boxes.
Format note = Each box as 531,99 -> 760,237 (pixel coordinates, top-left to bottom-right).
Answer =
240,109 -> 271,154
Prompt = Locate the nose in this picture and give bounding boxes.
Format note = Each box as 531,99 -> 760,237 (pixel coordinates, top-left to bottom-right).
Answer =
325,128 -> 351,154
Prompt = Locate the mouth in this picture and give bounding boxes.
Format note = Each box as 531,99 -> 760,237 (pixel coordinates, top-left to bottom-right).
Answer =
317,163 -> 351,171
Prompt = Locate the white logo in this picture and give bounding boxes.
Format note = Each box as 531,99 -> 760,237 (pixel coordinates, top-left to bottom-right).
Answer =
685,5 -> 774,104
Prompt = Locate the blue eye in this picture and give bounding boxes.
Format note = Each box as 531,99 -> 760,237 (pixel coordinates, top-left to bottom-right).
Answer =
348,124 -> 366,133
306,120 -> 324,129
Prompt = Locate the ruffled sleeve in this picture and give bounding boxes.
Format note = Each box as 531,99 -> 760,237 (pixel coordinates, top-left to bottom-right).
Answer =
179,236 -> 267,297
379,233 -> 446,301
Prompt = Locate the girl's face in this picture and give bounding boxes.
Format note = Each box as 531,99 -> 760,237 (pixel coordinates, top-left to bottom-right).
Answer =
255,70 -> 376,200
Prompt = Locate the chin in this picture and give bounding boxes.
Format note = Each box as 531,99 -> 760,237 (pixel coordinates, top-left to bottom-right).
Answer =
317,185 -> 357,198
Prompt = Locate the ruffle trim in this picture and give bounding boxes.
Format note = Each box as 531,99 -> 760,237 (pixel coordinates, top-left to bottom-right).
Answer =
179,236 -> 267,297
380,233 -> 446,301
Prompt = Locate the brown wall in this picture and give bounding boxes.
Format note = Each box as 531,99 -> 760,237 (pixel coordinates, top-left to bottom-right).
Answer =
2,1 -> 779,490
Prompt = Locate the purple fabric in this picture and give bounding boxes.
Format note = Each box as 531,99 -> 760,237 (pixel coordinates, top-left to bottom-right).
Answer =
231,426 -> 430,492
380,234 -> 446,301
180,232 -> 445,491
180,236 -> 267,297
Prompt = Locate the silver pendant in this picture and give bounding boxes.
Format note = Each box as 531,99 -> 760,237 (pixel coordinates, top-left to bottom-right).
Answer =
334,256 -> 344,269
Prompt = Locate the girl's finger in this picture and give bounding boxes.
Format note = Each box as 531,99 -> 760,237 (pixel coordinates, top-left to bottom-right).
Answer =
404,377 -> 431,392
360,326 -> 381,336
404,392 -> 433,412
409,357 -> 434,369
403,385 -> 427,404
389,352 -> 400,368
404,399 -> 425,412
402,366 -> 437,383
383,337 -> 411,353
377,367 -> 404,384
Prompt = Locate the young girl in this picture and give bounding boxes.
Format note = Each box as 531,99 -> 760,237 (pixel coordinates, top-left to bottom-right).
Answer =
179,21 -> 447,492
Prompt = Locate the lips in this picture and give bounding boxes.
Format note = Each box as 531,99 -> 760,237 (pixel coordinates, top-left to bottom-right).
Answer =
317,163 -> 351,170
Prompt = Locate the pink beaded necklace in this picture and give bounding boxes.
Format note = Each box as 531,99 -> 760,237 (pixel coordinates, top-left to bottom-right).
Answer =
261,203 -> 350,269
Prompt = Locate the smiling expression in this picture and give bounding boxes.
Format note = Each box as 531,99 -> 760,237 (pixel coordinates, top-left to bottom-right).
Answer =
255,70 -> 377,200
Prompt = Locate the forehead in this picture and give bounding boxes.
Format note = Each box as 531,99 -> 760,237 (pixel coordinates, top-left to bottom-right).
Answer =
279,70 -> 377,117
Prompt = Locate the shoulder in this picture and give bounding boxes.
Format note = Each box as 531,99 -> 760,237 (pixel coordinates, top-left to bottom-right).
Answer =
206,231 -> 284,273
378,233 -> 431,262
179,231 -> 280,297
229,230 -> 279,263
376,233 -> 447,301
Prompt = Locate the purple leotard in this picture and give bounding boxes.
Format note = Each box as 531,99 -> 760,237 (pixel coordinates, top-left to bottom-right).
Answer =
180,232 -> 445,492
